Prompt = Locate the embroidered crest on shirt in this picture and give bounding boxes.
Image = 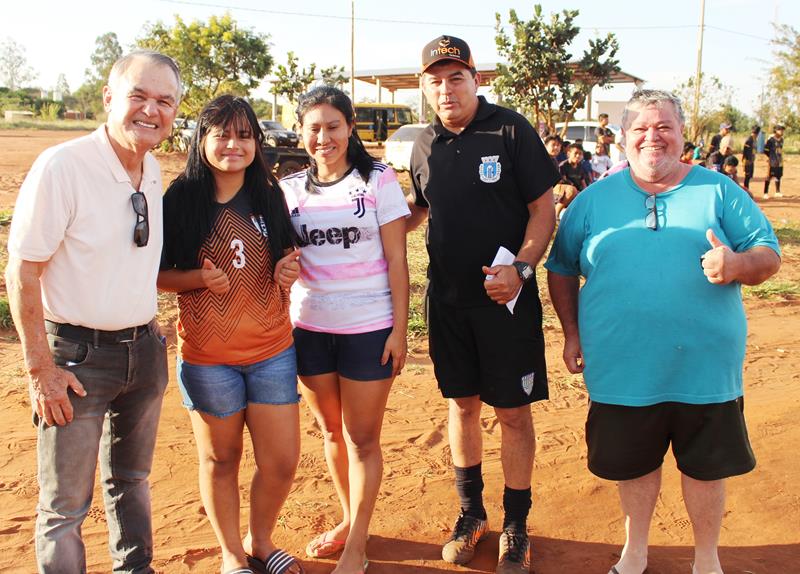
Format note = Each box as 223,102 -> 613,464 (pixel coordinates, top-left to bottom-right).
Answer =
478,156 -> 502,183
349,185 -> 368,218
521,372 -> 535,396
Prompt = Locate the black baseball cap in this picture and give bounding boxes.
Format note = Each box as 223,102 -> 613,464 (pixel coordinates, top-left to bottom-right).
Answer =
421,35 -> 475,73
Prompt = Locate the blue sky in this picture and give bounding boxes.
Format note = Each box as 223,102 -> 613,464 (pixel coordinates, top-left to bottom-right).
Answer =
4,0 -> 795,116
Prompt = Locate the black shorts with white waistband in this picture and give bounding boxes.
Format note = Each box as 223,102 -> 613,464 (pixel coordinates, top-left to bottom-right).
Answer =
427,285 -> 548,408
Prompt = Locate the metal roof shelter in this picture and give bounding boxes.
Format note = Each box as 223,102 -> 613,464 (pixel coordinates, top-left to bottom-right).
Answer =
354,62 -> 645,119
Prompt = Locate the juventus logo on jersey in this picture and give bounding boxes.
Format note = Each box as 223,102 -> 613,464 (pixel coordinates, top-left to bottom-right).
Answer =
349,186 -> 368,219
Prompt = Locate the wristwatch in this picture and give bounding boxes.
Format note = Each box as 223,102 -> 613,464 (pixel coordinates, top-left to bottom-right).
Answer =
512,261 -> 534,283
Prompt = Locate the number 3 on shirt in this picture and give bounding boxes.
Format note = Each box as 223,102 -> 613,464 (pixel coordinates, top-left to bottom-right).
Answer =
230,238 -> 246,269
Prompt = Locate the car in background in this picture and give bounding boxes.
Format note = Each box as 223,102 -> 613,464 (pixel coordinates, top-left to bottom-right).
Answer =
383,123 -> 427,171
259,120 -> 299,147
554,121 -> 624,163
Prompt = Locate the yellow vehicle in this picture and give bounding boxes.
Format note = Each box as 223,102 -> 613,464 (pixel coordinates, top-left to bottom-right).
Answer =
354,103 -> 414,142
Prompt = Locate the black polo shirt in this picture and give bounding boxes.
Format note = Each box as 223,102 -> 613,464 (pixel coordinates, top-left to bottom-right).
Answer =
410,96 -> 559,307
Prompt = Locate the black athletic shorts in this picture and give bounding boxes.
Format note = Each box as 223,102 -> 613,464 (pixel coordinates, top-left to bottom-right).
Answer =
586,397 -> 756,481
768,166 -> 783,180
427,286 -> 548,408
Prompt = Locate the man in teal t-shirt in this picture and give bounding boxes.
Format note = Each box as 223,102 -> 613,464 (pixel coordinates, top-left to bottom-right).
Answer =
546,89 -> 781,574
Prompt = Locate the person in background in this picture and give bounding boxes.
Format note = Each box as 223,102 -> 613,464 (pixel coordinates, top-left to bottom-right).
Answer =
707,122 -> 733,171
594,113 -> 616,149
556,143 -> 592,218
763,124 -> 785,200
742,125 -> 760,190
681,142 -> 696,164
544,135 -> 562,168
573,138 -> 595,182
591,142 -> 614,178
159,95 -> 304,574
281,86 -> 409,574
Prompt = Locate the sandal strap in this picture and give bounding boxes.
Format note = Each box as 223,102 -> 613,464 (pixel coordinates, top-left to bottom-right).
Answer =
264,549 -> 303,574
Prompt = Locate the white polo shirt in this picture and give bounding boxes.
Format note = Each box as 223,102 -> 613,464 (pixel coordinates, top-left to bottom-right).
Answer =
8,126 -> 164,330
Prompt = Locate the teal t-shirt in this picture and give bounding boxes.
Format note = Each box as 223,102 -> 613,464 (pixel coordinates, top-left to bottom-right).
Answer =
545,166 -> 780,406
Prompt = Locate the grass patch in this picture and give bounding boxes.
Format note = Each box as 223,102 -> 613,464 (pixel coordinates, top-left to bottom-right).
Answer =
743,280 -> 800,299
1,119 -> 100,131
775,226 -> 800,246
0,297 -> 13,329
407,226 -> 428,337
781,133 -> 800,154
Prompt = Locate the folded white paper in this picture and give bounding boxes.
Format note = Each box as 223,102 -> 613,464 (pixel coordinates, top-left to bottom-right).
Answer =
486,246 -> 522,314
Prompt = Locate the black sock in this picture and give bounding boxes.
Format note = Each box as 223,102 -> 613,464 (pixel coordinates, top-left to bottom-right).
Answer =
776,179 -> 781,194
454,463 -> 486,520
764,179 -> 770,194
502,486 -> 531,532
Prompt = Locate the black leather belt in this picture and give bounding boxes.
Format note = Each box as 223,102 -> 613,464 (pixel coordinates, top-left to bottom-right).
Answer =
45,320 -> 153,345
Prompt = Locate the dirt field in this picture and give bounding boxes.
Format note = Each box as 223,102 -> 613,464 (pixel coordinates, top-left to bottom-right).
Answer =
0,129 -> 798,573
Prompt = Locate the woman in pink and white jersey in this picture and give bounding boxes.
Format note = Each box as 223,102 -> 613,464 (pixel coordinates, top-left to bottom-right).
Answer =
279,86 -> 409,574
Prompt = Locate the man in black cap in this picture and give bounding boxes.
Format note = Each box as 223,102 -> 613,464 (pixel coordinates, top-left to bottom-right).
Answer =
406,34 -> 559,574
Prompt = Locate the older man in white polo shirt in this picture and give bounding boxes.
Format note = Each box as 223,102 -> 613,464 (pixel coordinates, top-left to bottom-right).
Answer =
5,50 -> 181,574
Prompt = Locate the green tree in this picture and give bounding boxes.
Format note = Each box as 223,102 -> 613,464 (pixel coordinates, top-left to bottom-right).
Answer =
271,51 -> 316,106
71,32 -> 123,117
494,5 -> 619,134
137,13 -> 273,117
320,65 -> 348,89
0,38 -> 37,90
768,23 -> 800,131
86,32 -> 123,85
674,73 -> 732,142
55,73 -> 70,98
249,97 -> 273,119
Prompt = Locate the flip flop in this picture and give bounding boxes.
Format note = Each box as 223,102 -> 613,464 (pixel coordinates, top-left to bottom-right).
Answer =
305,531 -> 346,558
247,551 -> 304,574
264,549 -> 305,574
223,568 -> 254,574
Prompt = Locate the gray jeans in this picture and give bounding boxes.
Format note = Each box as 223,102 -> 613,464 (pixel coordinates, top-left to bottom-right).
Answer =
35,323 -> 168,574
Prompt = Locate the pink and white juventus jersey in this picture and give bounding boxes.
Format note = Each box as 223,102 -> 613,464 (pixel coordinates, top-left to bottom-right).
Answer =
280,163 -> 410,334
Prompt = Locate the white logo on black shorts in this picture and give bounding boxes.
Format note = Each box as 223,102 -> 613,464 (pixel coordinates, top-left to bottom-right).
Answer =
521,372 -> 535,396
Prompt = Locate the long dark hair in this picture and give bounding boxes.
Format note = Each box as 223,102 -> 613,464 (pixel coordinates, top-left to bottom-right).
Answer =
163,95 -> 296,269
295,86 -> 375,192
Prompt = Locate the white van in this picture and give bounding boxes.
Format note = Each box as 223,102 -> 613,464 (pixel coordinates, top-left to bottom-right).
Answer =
383,123 -> 428,172
554,121 -> 625,163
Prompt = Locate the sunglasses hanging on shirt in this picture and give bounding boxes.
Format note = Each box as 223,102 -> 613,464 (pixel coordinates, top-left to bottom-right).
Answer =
131,191 -> 149,247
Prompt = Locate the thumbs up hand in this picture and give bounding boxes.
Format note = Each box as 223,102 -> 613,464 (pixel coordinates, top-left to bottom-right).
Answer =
274,248 -> 301,290
701,229 -> 739,285
201,258 -> 230,294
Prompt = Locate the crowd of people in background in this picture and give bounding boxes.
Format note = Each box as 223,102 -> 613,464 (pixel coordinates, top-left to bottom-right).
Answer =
546,116 -> 787,218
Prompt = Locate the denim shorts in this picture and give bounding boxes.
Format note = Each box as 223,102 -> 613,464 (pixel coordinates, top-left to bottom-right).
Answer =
293,326 -> 393,381
177,346 -> 299,418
